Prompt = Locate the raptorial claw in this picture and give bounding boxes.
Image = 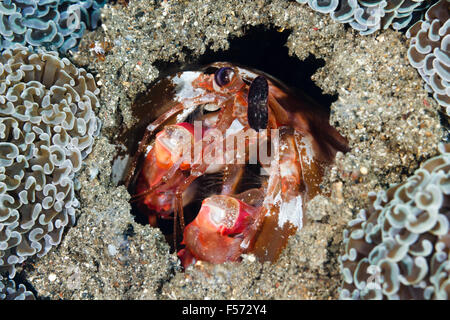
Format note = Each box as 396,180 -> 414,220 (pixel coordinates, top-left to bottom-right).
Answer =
132,123 -> 196,222
180,195 -> 261,266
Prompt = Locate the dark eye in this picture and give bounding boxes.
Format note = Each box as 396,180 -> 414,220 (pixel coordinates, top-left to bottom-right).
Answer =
247,76 -> 269,131
214,67 -> 234,87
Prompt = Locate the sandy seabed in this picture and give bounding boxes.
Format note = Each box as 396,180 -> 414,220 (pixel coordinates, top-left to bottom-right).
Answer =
20,0 -> 445,299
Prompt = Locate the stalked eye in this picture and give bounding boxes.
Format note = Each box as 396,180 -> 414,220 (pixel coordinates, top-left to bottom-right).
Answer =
214,67 -> 234,87
247,76 -> 268,131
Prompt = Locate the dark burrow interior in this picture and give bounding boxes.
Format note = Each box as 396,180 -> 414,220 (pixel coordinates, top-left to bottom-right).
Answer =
123,24 -> 337,253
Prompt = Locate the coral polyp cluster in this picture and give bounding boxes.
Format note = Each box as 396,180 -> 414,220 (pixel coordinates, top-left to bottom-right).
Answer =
0,274 -> 35,300
407,0 -> 450,114
339,143 -> 450,300
0,0 -> 107,54
295,0 -> 428,35
0,44 -> 101,277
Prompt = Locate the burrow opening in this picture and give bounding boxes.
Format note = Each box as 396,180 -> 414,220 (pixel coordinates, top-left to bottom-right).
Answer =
155,24 -> 337,111
121,24 -> 339,253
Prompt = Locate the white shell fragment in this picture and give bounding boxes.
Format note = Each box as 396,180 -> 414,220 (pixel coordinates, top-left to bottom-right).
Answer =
0,45 -> 101,278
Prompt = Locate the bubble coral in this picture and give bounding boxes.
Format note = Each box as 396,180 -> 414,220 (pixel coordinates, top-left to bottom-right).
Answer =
407,0 -> 450,114
0,274 -> 35,299
0,44 -> 101,278
339,143 -> 450,300
295,0 -> 429,35
0,0 -> 107,54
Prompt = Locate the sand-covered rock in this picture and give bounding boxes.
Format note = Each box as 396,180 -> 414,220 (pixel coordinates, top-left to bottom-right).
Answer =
19,0 -> 445,299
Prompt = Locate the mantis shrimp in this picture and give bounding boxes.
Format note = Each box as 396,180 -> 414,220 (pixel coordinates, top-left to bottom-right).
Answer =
125,62 -> 349,267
